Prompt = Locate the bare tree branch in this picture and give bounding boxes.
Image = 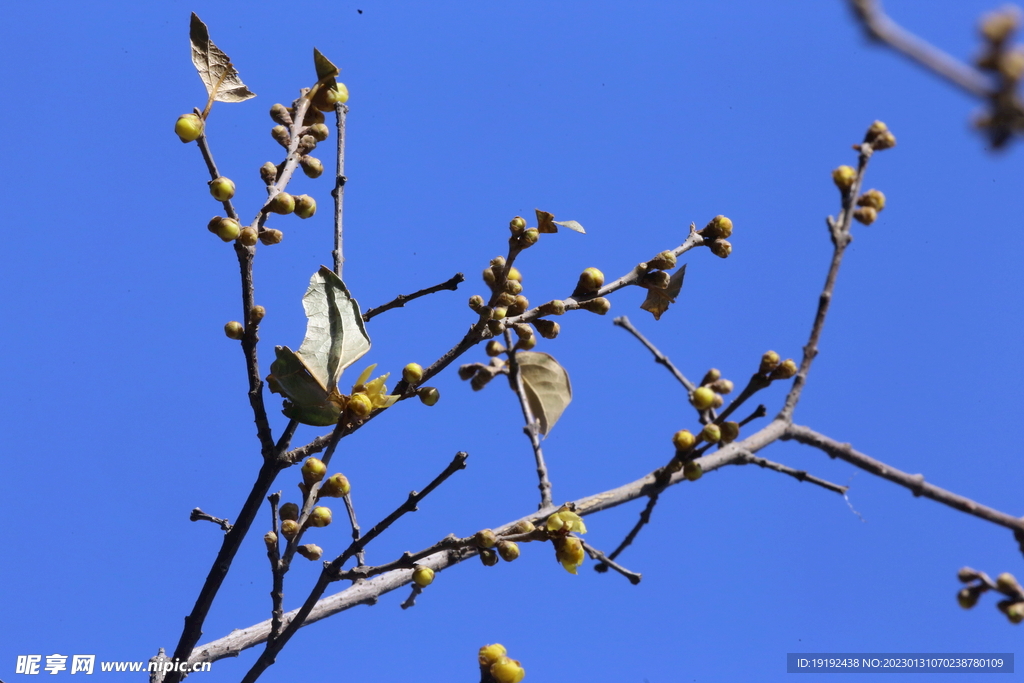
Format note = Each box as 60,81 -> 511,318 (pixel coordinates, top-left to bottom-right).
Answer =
612,315 -> 695,391
362,272 -> 466,322
584,539 -> 642,585
784,424 -> 1024,532
331,103 -> 349,278
504,329 -> 554,509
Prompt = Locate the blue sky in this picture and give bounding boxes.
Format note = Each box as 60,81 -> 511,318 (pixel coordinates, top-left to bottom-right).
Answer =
2,1 -> 1023,681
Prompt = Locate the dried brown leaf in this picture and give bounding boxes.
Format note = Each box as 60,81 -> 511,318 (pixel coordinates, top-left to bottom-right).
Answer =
517,351 -> 572,436
189,13 -> 256,104
639,264 -> 686,321
313,48 -> 341,81
535,209 -> 558,233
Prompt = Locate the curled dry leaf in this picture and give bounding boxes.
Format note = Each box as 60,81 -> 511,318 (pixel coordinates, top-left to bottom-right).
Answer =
189,13 -> 256,104
640,264 -> 686,321
534,209 -> 586,234
267,267 -> 371,426
517,351 -> 572,436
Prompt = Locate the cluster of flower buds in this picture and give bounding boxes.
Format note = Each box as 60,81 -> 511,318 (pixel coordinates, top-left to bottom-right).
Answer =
863,120 -> 897,152
853,188 -> 886,226
697,215 -> 734,259
689,368 -> 734,413
508,215 -> 540,250
400,362 -> 441,406
479,643 -> 526,683
459,357 -> 508,391
958,567 -> 1024,623
269,457 -> 353,557
976,7 -> 1024,81
758,350 -> 797,381
472,526 -> 523,568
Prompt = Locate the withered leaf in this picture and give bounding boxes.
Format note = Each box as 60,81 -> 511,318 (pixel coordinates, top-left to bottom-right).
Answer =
266,267 -> 371,426
189,13 -> 256,103
313,47 -> 341,81
534,209 -> 586,235
553,220 -> 586,234
517,351 -> 572,436
536,209 -> 558,233
639,264 -> 686,321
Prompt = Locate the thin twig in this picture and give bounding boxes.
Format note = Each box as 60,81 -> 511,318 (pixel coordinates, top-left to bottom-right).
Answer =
584,540 -> 642,585
604,492 -> 661,564
400,584 -> 423,610
504,329 -> 554,509
848,0 -> 993,98
784,424 -> 1024,532
190,508 -> 232,532
265,493 -> 284,641
332,103 -> 349,277
736,450 -> 848,495
342,492 -> 366,567
240,452 -> 469,683
613,315 -> 695,391
777,142 -> 873,422
362,272 -> 466,322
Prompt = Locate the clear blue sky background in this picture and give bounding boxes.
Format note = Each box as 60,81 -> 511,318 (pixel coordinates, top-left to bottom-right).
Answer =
2,1 -> 1023,681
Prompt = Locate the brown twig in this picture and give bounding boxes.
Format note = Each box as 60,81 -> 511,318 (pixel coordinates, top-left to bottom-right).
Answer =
342,492 -> 366,567
331,103 -> 349,278
190,508 -> 232,532
848,0 -> 993,97
504,329 -> 554,509
399,584 -> 423,610
362,272 -> 466,322
584,540 -> 642,584
777,142 -> 873,422
847,0 -> 1023,146
265,493 -> 284,641
612,315 -> 695,391
784,424 -> 1024,532
735,450 -> 848,495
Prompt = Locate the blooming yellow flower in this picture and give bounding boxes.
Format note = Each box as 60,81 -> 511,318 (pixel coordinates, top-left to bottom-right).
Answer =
349,364 -> 399,413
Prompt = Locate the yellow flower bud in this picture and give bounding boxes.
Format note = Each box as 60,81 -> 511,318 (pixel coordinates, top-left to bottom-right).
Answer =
479,644 -> 507,667
474,529 -> 498,548
412,566 -> 435,587
690,386 -> 716,411
402,362 -> 424,384
174,113 -> 204,143
770,359 -> 798,380
759,350 -> 780,375
720,421 -> 740,443
701,423 -> 721,444
497,541 -> 520,562
832,165 -> 857,191
683,461 -> 703,481
308,506 -> 332,527
853,207 -> 877,225
320,473 -> 351,498
348,392 -> 373,417
297,544 -> 323,561
208,177 -> 235,202
281,518 -> 300,540
418,386 -> 440,406
579,297 -> 611,314
857,189 -> 886,211
224,321 -> 244,340
672,429 -> 696,451
301,457 -> 327,487
490,657 -> 526,683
